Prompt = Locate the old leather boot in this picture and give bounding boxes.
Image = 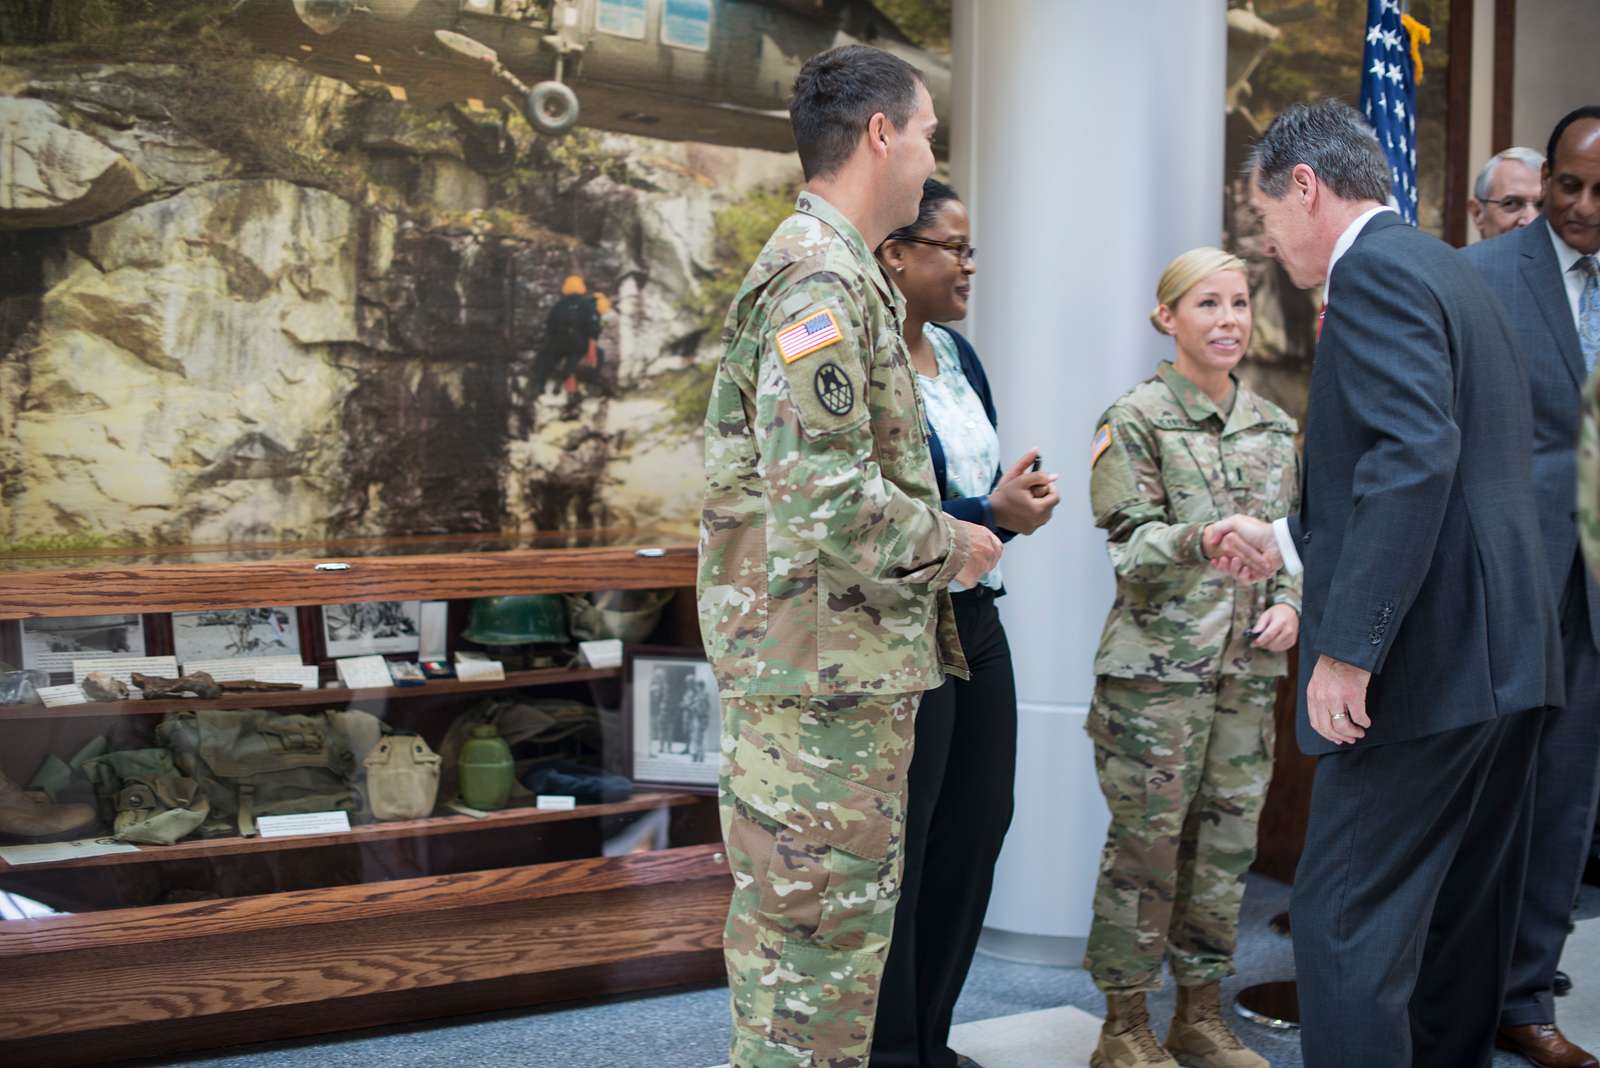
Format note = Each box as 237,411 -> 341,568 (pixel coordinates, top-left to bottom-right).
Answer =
1092,992 -> 1179,1068
0,771 -> 97,838
1164,983 -> 1268,1068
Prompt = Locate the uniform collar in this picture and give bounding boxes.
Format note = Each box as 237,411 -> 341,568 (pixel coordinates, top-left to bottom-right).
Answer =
794,191 -> 902,312
1155,360 -> 1279,435
1157,360 -> 1234,425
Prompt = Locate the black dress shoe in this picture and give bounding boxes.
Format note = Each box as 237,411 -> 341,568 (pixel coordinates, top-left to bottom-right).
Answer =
1554,970 -> 1573,997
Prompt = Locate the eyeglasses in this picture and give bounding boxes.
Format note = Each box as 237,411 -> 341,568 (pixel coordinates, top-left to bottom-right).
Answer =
895,235 -> 977,263
1477,194 -> 1543,214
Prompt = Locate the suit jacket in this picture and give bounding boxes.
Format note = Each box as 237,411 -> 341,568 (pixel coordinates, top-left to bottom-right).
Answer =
1287,212 -> 1563,755
1461,218 -> 1600,650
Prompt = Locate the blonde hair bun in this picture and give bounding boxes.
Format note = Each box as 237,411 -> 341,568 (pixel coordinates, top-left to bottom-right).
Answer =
1150,246 -> 1249,335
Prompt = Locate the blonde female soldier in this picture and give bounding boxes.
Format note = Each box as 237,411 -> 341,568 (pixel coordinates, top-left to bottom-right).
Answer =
1084,247 -> 1300,1068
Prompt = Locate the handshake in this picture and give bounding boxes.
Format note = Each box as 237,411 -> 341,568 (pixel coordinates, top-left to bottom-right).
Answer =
1202,514 -> 1285,583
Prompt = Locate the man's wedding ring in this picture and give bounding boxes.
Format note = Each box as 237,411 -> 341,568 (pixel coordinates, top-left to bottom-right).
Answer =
1331,711 -> 1349,721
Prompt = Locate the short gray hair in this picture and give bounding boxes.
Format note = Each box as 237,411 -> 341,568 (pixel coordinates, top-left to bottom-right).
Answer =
1473,146 -> 1546,201
1247,99 -> 1393,204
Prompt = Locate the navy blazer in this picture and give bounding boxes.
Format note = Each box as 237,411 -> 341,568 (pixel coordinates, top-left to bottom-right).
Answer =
924,324 -> 1016,545
1461,218 -> 1600,651
1287,212 -> 1563,755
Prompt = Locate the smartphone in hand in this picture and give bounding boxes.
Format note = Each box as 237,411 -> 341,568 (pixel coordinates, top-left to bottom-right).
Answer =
1029,454 -> 1050,498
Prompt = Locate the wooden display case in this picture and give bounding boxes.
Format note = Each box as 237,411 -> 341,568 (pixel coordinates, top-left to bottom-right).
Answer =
0,532 -> 730,1067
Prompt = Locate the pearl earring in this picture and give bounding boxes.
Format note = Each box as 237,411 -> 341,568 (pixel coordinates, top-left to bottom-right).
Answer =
895,266 -> 904,273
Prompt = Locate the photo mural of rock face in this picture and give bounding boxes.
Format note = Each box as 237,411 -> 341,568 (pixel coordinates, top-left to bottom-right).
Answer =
0,0 -> 952,553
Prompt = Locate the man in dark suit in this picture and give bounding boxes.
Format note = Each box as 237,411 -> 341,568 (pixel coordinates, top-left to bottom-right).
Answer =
1206,100 -> 1563,1068
1463,105 -> 1600,1068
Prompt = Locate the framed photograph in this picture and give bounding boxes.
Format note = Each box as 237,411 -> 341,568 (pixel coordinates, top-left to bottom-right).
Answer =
172,607 -> 300,664
626,647 -> 720,790
321,601 -> 422,658
21,614 -> 145,675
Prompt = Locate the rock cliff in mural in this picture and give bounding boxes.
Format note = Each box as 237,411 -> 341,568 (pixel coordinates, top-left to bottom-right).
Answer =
0,10 -> 807,551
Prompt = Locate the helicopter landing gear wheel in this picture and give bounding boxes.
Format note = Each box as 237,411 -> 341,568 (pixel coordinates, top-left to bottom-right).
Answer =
526,81 -> 580,136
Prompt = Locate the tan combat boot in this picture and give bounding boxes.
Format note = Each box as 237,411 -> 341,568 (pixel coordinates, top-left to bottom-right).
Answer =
0,772 -> 97,839
1092,992 -> 1179,1068
1164,983 -> 1268,1068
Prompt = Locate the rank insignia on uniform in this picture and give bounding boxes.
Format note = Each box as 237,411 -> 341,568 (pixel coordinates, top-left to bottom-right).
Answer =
1091,423 -> 1114,466
776,308 -> 843,364
814,362 -> 854,416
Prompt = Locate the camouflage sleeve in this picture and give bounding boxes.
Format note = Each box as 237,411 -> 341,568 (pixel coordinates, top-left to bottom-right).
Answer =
753,271 -> 968,587
1271,447 -> 1303,613
1581,368 -> 1600,581
1089,406 -> 1207,581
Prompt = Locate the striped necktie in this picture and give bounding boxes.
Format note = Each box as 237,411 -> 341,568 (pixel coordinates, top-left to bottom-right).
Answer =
1579,255 -> 1599,374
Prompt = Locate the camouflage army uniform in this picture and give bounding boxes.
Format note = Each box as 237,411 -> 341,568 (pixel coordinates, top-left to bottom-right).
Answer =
1084,361 -> 1301,994
1581,366 -> 1600,580
698,192 -> 971,1067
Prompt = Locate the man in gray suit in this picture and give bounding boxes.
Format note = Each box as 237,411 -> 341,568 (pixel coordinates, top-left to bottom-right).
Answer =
1206,100 -> 1563,1068
1463,105 -> 1600,1068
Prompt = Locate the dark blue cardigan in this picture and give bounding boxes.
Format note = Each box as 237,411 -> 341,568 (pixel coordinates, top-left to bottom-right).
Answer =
925,324 -> 1017,545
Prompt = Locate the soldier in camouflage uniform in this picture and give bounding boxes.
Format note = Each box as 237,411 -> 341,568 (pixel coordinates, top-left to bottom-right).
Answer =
697,46 -> 1000,1068
1085,249 -> 1300,1068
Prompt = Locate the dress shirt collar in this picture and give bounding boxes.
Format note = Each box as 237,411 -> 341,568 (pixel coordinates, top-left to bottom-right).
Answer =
1327,204 -> 1397,282
1546,216 -> 1588,274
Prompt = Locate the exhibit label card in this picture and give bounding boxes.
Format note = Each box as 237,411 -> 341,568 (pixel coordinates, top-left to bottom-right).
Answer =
455,658 -> 506,682
578,639 -> 623,669
253,665 -> 320,690
418,600 -> 449,662
181,655 -> 303,681
0,838 -> 141,865
256,811 -> 352,838
71,655 -> 178,686
536,795 -> 577,811
335,655 -> 395,690
37,684 -> 88,708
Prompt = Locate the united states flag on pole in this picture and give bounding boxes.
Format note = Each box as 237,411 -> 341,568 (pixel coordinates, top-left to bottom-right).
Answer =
1360,0 -> 1424,225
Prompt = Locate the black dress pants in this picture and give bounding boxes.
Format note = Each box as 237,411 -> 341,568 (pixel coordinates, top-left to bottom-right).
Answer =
1502,561 -> 1600,1027
870,586 -> 1017,1068
1291,710 -> 1541,1068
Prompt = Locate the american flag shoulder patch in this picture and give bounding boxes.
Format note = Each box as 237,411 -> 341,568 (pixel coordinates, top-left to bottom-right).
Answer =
1090,423 -> 1114,467
774,307 -> 843,364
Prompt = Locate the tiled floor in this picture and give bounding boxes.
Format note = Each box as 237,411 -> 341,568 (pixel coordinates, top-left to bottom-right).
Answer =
153,877 -> 1600,1068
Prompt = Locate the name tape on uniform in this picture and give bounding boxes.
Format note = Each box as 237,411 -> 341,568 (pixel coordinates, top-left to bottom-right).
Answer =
775,308 -> 842,364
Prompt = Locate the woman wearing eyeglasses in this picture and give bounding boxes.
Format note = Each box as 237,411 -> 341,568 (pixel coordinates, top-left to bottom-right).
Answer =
869,178 -> 1060,1068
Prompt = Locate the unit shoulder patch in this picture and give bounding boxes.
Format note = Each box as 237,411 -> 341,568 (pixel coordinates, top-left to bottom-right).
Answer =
775,307 -> 843,364
814,361 -> 854,416
1091,423 -> 1114,467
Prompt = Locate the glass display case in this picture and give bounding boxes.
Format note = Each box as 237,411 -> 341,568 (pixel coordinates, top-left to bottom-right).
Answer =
0,533 -> 728,1067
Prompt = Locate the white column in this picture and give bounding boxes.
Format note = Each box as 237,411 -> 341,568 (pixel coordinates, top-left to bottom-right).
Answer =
949,0 -> 1228,964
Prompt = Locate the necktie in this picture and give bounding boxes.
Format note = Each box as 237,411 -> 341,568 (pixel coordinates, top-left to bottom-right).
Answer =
1579,255 -> 1599,374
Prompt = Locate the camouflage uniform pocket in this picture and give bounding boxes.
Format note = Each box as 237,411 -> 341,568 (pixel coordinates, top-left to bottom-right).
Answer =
726,725 -> 899,951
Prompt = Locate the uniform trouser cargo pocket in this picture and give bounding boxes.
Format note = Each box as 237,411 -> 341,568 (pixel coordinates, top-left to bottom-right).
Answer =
718,693 -> 919,1067
726,723 -> 897,950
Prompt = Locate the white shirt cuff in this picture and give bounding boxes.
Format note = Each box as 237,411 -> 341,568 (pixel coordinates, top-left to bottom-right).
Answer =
1272,517 -> 1304,576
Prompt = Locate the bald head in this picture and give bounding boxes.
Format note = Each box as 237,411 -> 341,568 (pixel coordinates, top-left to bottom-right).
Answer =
1545,108 -> 1600,255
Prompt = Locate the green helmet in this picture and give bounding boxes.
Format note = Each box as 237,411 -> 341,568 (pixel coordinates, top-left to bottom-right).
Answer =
461,595 -> 569,645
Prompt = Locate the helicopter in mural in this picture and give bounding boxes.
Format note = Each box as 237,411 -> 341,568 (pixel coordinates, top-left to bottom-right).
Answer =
232,0 -> 951,171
